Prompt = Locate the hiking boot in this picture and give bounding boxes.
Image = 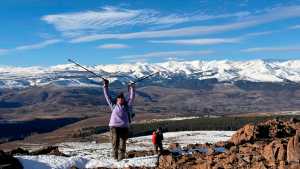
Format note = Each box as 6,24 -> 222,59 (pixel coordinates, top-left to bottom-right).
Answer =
112,152 -> 118,160
118,153 -> 126,161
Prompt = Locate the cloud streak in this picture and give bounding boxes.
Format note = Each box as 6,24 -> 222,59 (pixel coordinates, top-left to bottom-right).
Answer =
42,6 -> 250,37
0,49 -> 9,55
243,30 -> 277,37
241,46 -> 300,52
149,38 -> 240,45
15,39 -> 62,51
120,50 -> 214,59
97,43 -> 129,49
70,5 -> 300,43
289,24 -> 300,29
0,39 -> 62,55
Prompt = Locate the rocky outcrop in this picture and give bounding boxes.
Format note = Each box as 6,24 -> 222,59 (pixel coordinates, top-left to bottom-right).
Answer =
287,131 -> 300,163
0,146 -> 69,169
157,119 -> 300,169
229,124 -> 256,145
7,146 -> 68,157
0,150 -> 23,169
30,146 -> 68,156
7,148 -> 29,156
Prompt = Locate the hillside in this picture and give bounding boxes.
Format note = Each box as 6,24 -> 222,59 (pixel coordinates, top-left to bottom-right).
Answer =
1,82 -> 300,121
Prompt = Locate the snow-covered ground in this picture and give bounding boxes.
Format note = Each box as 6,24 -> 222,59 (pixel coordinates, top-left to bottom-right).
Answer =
139,116 -> 201,123
16,131 -> 235,169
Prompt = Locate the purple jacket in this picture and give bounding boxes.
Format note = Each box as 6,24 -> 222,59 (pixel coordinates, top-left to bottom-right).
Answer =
103,85 -> 135,128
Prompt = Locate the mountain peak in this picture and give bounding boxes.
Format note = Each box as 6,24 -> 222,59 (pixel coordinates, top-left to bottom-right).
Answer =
1,59 -> 300,88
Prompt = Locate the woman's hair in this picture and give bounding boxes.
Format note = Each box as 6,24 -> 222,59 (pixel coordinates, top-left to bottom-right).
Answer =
113,92 -> 127,105
116,92 -> 125,99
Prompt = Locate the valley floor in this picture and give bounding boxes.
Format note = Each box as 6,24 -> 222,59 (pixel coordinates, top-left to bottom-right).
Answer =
15,131 -> 235,169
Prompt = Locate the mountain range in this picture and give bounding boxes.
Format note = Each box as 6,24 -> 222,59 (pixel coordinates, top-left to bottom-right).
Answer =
1,59 -> 300,121
1,59 -> 300,88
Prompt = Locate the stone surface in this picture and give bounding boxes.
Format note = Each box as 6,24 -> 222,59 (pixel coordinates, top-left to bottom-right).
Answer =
229,124 -> 256,145
157,119 -> 300,169
287,131 -> 300,163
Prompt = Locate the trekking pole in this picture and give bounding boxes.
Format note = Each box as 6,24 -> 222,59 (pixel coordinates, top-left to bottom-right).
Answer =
67,59 -> 107,80
130,72 -> 160,85
114,72 -> 160,90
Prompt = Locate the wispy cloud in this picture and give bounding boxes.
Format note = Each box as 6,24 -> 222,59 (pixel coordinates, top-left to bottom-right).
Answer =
241,46 -> 300,52
70,24 -> 248,43
120,50 -> 214,59
42,7 -> 141,32
15,39 -> 62,51
97,43 -> 129,49
42,6 -> 250,39
243,30 -> 277,37
0,49 -> 9,55
289,24 -> 300,29
149,38 -> 240,45
0,39 -> 62,55
70,5 -> 300,43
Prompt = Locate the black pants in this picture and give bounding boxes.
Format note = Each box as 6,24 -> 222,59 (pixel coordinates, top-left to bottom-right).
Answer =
154,142 -> 163,154
110,127 -> 129,160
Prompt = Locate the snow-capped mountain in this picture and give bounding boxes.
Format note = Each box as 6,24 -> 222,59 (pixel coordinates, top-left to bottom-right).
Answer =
1,59 -> 300,88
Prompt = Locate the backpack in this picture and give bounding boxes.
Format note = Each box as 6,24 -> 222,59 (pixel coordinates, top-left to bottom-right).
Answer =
124,103 -> 135,123
152,131 -> 157,144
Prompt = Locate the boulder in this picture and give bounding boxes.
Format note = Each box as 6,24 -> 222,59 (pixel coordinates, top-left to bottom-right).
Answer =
30,146 -> 68,156
251,161 -> 267,169
262,140 -> 286,164
168,143 -> 180,150
155,119 -> 300,169
8,148 -> 29,156
192,162 -> 209,169
229,124 -> 256,145
158,154 -> 175,169
0,150 -> 23,169
287,131 -> 300,163
287,163 -> 300,169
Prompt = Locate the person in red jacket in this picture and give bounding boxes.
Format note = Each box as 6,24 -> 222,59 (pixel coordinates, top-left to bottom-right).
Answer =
152,127 -> 164,154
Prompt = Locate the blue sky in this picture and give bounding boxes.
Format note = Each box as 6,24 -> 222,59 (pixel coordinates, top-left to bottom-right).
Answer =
1,0 -> 300,66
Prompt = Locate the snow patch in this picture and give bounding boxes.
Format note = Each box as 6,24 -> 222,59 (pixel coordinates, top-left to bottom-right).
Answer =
16,130 -> 234,169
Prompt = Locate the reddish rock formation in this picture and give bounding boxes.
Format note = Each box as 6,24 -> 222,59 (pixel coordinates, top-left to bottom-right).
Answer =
157,119 -> 300,169
229,124 -> 256,145
287,131 -> 300,163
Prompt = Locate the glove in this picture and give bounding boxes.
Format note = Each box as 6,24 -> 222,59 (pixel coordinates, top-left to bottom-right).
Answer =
128,82 -> 135,91
103,79 -> 109,87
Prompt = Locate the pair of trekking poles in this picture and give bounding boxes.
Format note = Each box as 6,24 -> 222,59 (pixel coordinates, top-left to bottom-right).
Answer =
68,59 -> 159,87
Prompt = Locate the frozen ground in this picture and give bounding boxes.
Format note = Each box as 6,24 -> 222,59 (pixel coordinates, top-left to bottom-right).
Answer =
16,130 -> 235,169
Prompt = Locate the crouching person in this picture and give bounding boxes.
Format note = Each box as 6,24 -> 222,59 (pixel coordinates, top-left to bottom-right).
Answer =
152,127 -> 164,154
103,79 -> 135,161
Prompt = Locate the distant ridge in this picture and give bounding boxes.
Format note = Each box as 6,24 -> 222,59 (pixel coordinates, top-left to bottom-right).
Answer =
1,59 -> 300,88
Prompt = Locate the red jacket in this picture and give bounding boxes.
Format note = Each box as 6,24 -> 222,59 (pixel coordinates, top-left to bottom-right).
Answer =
152,131 -> 163,144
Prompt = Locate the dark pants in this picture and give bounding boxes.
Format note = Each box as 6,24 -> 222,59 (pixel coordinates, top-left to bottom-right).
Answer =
154,142 -> 163,154
110,127 -> 129,160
